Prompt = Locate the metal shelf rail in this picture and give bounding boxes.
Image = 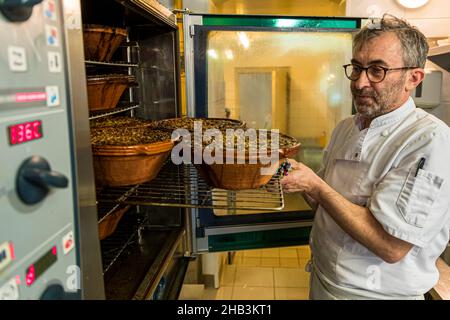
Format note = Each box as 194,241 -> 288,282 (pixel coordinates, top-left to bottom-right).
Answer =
85,60 -> 139,68
88,102 -> 141,120
96,161 -> 285,211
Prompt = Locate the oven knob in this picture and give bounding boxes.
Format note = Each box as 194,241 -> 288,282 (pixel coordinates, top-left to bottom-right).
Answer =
40,284 -> 79,300
0,0 -> 43,22
16,156 -> 69,205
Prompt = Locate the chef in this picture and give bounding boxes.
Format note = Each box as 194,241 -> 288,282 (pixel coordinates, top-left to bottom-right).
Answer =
281,14 -> 450,299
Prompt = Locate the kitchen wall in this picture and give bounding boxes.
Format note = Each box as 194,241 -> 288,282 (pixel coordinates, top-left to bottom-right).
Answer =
346,0 -> 450,125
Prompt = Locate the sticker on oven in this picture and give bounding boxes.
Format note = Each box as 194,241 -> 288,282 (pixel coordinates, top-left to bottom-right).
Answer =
8,46 -> 27,72
48,51 -> 62,73
45,25 -> 59,47
46,86 -> 60,107
62,231 -> 75,255
44,0 -> 57,21
0,278 -> 19,300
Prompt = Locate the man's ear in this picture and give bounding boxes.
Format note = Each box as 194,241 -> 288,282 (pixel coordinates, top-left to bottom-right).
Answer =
405,68 -> 425,91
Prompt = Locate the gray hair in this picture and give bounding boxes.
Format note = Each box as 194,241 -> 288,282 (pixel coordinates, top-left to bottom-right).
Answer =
353,14 -> 429,68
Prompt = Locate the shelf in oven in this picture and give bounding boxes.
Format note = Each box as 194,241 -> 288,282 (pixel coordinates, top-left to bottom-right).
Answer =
100,211 -> 184,300
96,161 -> 285,212
85,60 -> 139,68
89,102 -> 140,120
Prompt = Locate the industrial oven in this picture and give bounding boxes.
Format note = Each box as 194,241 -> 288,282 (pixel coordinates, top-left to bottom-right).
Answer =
0,0 -> 187,300
0,0 -> 367,300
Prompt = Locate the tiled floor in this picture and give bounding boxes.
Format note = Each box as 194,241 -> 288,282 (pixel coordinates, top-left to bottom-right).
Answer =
179,245 -> 311,300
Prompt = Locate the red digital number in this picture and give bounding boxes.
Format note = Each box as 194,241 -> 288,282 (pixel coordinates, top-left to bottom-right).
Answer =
17,124 -> 24,143
33,121 -> 41,139
25,122 -> 33,141
10,125 -> 17,145
9,120 -> 42,145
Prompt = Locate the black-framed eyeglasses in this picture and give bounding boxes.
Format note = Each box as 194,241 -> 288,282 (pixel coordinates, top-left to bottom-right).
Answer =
343,64 -> 419,83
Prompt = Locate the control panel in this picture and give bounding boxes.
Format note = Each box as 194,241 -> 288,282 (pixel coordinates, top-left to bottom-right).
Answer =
0,0 -> 80,299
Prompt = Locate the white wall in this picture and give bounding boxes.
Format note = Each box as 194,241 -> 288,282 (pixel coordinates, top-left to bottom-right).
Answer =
346,0 -> 450,125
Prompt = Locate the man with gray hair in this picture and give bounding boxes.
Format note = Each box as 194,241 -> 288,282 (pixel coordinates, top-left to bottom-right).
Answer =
281,14 -> 450,299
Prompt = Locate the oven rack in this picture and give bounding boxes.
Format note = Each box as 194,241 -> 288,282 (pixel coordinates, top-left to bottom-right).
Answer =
96,161 -> 285,212
89,102 -> 141,120
85,60 -> 139,68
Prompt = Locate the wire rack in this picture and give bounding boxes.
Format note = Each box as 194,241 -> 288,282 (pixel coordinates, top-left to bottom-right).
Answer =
85,60 -> 139,68
96,162 -> 285,211
89,102 -> 141,120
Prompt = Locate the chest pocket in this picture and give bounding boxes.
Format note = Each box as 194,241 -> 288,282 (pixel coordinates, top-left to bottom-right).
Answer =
396,167 -> 444,228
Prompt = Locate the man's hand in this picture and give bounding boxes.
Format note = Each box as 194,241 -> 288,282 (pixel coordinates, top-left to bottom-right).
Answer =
281,159 -> 324,198
280,159 -> 413,264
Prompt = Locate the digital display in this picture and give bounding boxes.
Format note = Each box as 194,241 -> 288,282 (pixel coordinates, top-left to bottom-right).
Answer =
25,246 -> 57,286
8,120 -> 43,145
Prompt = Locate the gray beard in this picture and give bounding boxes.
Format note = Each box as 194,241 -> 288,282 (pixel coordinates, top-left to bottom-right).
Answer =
352,78 -> 405,120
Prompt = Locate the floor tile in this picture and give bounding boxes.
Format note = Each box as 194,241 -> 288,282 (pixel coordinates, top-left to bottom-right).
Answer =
232,287 -> 274,300
241,257 -> 261,267
220,265 -> 236,286
234,266 -> 274,287
280,258 -> 299,268
261,248 -> 279,258
297,246 -> 311,259
275,287 -> 309,300
178,284 -> 205,300
261,257 -> 280,267
274,268 -> 310,288
279,248 -> 298,258
202,286 -> 233,300
244,249 -> 262,258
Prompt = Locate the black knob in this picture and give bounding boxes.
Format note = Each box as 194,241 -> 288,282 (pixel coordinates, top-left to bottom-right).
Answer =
40,284 -> 79,300
0,0 -> 43,22
16,156 -> 69,205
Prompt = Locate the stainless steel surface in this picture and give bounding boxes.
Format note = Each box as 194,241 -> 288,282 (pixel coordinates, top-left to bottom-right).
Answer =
137,228 -> 184,300
183,13 -> 202,117
96,161 -> 285,211
128,0 -> 177,27
204,220 -> 313,236
62,0 -> 105,299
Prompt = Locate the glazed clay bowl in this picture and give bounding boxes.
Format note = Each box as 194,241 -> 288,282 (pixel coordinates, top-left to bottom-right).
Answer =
98,205 -> 130,240
91,126 -> 177,187
83,25 -> 127,62
194,133 -> 301,190
92,140 -> 174,187
86,74 -> 136,111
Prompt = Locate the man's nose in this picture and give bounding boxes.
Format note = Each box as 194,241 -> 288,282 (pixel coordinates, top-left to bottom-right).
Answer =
354,70 -> 372,89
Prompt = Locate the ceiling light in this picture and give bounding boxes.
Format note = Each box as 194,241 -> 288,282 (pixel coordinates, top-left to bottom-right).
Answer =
397,0 -> 429,9
225,49 -> 234,60
207,49 -> 218,59
237,32 -> 249,49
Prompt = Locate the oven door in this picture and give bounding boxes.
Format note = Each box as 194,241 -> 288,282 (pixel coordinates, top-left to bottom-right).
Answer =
183,13 -> 362,253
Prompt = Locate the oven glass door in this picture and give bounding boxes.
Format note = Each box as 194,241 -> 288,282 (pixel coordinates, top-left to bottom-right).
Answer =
187,14 -> 361,252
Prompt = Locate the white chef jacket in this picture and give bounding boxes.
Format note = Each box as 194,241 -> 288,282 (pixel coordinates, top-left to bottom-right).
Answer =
309,97 -> 450,299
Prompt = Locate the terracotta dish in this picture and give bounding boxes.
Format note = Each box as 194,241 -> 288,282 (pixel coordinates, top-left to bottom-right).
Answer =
91,126 -> 176,187
87,74 -> 136,111
194,133 -> 301,190
83,25 -> 128,62
98,205 -> 130,240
